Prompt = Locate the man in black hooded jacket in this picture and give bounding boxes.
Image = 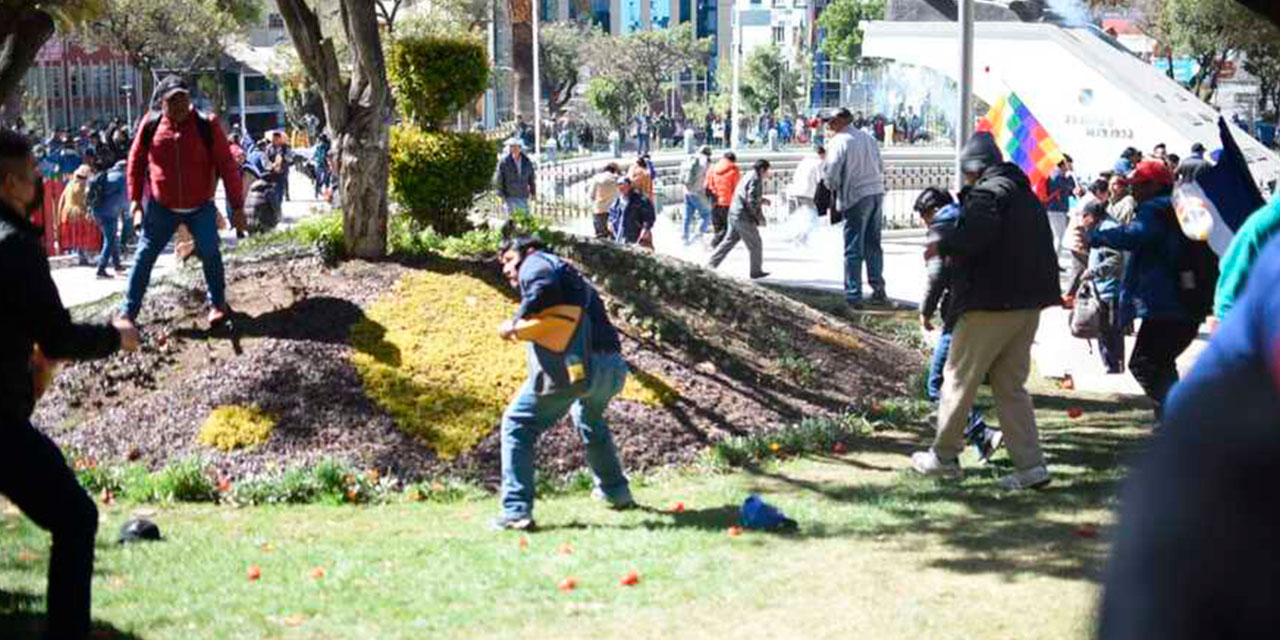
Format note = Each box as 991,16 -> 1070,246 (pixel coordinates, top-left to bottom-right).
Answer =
0,129 -> 138,638
910,131 -> 1061,491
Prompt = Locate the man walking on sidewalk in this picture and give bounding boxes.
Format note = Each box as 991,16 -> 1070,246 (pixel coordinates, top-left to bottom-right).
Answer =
680,145 -> 713,244
911,132 -> 1061,490
822,107 -> 887,307
119,76 -> 245,329
0,128 -> 140,638
708,159 -> 771,279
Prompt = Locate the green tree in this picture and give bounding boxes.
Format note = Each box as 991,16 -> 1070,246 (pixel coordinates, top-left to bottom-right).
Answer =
817,0 -> 885,66
585,74 -> 639,134
1158,0 -> 1258,101
1240,23 -> 1280,119
0,1 -> 105,111
540,22 -> 592,117
87,0 -> 259,78
584,23 -> 710,113
741,44 -> 803,116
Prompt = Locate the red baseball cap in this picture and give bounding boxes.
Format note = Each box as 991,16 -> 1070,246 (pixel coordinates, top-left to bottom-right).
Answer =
1127,160 -> 1174,187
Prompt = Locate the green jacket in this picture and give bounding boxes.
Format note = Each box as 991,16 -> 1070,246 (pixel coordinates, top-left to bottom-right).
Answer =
1214,196 -> 1280,320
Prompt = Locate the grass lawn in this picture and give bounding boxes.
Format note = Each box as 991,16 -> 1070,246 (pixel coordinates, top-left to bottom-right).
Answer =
0,381 -> 1151,640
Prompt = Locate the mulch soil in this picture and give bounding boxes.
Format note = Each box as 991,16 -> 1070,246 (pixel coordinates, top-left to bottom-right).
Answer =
35,241 -> 922,486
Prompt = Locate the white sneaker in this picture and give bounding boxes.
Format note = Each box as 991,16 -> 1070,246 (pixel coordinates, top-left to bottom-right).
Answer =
996,465 -> 1051,491
910,450 -> 962,479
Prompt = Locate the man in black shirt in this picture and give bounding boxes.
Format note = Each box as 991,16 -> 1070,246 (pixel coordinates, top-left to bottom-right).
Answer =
0,129 -> 139,638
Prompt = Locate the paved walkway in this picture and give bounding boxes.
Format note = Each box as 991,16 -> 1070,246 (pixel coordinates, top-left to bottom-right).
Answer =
53,172 -> 326,309
569,208 -> 1207,398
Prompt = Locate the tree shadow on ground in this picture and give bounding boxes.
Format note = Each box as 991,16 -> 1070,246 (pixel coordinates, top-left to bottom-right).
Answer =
0,589 -> 144,639
728,410 -> 1147,583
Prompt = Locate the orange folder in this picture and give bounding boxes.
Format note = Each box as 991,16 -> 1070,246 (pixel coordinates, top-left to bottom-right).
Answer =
513,305 -> 583,352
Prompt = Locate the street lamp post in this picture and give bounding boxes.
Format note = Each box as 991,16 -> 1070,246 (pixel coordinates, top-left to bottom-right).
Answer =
532,0 -> 543,157
731,3 -> 742,151
122,83 -> 134,127
957,0 -> 974,187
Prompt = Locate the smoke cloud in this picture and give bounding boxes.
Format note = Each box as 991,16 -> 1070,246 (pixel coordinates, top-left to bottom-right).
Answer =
1043,0 -> 1093,26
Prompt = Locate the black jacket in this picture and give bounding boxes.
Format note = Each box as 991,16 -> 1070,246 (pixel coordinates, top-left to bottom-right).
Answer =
1,201 -> 119,421
938,162 -> 1061,316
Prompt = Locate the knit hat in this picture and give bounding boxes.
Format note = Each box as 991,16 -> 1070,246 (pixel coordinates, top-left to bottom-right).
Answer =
960,132 -> 1004,175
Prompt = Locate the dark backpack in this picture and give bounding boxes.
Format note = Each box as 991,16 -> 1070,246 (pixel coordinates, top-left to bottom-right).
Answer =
136,110 -> 215,157
814,180 -> 832,217
1163,206 -> 1219,318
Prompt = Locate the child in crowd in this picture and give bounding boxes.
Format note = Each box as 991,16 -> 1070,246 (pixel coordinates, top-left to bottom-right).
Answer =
915,186 -> 1003,462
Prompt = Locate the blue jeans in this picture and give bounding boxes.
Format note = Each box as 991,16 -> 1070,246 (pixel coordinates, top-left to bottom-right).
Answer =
95,213 -> 121,273
682,192 -> 711,243
842,194 -> 885,303
122,201 -> 226,320
500,352 -> 631,519
504,197 -> 529,216
637,134 -> 650,155
927,329 -> 988,442
1098,299 -> 1125,373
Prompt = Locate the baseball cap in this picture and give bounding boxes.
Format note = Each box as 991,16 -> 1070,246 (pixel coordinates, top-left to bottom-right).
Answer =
154,75 -> 191,101
615,176 -> 631,186
1127,160 -> 1174,187
698,144 -> 711,155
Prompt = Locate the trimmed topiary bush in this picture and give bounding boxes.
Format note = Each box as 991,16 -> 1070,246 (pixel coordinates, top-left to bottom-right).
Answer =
198,406 -> 277,451
389,125 -> 497,236
387,35 -> 489,131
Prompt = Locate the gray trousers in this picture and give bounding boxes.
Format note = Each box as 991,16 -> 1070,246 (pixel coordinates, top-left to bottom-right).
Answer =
707,213 -> 763,276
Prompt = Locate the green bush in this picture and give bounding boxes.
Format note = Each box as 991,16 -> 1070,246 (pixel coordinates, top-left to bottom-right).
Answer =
387,35 -> 489,131
388,210 -> 561,259
389,126 -> 497,236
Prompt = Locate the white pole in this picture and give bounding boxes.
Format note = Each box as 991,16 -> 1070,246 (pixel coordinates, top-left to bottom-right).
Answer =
532,0 -> 542,157
731,4 -> 741,151
238,67 -> 247,136
957,0 -> 974,188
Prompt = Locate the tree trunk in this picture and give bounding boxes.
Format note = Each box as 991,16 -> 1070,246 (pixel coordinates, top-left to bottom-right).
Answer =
276,0 -> 390,259
510,0 -> 534,119
337,105 -> 390,258
0,8 -> 55,112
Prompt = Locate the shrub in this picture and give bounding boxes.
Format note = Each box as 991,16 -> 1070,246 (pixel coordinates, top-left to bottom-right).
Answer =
389,210 -> 565,260
389,126 -> 497,236
197,406 -> 277,452
145,457 -> 218,503
387,35 -> 489,131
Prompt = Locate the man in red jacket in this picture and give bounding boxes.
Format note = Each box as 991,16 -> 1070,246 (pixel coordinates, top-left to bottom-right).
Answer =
120,75 -> 245,328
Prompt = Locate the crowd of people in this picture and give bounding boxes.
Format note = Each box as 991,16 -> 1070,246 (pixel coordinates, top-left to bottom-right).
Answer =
26,93 -> 336,269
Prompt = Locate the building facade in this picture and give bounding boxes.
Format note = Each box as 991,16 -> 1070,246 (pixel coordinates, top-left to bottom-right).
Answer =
23,37 -> 144,135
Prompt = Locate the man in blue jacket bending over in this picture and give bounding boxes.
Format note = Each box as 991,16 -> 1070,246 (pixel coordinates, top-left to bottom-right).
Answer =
494,236 -> 634,530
